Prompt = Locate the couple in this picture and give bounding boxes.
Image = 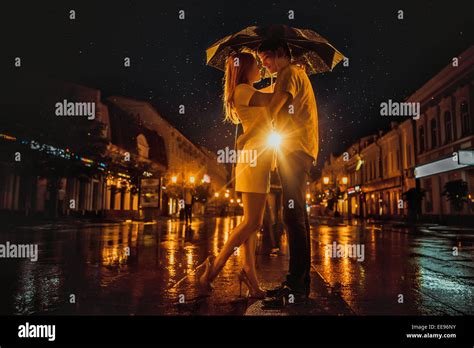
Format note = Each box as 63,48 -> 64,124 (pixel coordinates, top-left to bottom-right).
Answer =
200,39 -> 319,307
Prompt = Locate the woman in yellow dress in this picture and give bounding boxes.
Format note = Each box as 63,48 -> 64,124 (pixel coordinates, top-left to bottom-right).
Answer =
199,52 -> 275,298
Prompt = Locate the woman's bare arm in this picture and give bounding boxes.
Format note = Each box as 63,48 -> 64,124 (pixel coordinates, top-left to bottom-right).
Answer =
258,83 -> 275,93
249,88 -> 290,122
237,86 -> 278,149
248,89 -> 273,107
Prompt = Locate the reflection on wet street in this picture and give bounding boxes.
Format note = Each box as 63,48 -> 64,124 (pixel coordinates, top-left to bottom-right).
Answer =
312,221 -> 474,315
0,217 -> 472,315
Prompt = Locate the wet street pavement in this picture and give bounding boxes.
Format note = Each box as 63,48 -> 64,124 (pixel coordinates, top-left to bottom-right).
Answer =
0,216 -> 473,315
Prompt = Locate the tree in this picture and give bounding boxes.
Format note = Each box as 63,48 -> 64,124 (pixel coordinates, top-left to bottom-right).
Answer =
402,187 -> 425,221
194,183 -> 211,203
442,180 -> 468,212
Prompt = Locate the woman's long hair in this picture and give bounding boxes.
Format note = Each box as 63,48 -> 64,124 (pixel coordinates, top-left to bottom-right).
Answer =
223,52 -> 256,124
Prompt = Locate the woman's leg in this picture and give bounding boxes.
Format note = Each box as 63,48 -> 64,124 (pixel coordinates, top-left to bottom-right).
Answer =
207,192 -> 266,282
240,228 -> 261,291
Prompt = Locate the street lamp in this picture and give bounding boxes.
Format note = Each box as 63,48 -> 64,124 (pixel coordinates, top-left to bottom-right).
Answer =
341,176 -> 348,185
323,176 -> 330,185
189,176 -> 195,184
171,176 -> 177,184
214,192 -> 219,198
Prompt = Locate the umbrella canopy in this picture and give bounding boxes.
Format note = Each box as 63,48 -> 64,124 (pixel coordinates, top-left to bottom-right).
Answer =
206,24 -> 345,76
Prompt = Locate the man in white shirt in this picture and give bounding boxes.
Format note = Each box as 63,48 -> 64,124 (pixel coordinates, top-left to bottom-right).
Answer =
258,39 -> 319,307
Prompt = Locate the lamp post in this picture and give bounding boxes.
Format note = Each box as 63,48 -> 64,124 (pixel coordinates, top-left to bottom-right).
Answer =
322,174 -> 335,215
339,176 -> 349,215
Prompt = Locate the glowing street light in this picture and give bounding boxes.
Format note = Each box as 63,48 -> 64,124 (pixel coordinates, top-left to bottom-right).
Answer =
224,192 -> 229,198
214,192 -> 220,198
171,176 -> 177,183
323,176 -> 330,185
189,176 -> 195,184
341,176 -> 348,185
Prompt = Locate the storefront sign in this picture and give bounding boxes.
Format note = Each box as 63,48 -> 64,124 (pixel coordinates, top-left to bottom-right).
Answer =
415,155 -> 469,179
458,150 -> 474,165
347,185 -> 361,195
140,179 -> 160,208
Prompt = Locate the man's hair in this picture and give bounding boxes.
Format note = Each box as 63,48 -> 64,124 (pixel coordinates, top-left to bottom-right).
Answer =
257,39 -> 291,58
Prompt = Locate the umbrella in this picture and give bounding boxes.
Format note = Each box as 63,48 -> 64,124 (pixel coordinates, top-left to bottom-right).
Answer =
206,24 -> 345,76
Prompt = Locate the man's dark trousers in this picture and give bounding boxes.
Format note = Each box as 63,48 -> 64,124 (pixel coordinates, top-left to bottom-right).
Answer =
277,150 -> 313,295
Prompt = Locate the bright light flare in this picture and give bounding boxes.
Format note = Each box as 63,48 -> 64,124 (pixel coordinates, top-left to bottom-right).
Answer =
267,131 -> 282,148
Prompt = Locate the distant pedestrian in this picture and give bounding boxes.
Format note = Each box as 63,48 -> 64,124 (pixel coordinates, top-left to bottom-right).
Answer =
184,187 -> 194,225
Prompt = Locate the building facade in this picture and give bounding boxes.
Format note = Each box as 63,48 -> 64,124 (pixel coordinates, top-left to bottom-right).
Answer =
313,46 -> 474,222
411,46 -> 474,222
0,81 -> 114,218
106,96 -> 228,217
1,82 -> 169,220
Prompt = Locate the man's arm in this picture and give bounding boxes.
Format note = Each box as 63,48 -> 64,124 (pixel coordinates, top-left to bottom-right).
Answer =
268,91 -> 290,120
268,66 -> 298,129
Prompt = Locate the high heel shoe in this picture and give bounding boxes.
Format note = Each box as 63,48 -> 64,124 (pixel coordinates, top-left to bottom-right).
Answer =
238,269 -> 266,299
198,255 -> 215,295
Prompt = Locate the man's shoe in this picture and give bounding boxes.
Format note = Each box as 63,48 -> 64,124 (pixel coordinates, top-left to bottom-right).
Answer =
263,285 -> 309,309
266,282 -> 309,297
265,283 -> 286,298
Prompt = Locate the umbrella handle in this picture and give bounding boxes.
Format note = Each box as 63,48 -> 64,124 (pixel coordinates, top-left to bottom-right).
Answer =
233,123 -> 239,152
232,123 -> 239,183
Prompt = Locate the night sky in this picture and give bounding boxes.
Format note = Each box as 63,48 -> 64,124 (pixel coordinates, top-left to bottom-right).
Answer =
2,0 -> 473,173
